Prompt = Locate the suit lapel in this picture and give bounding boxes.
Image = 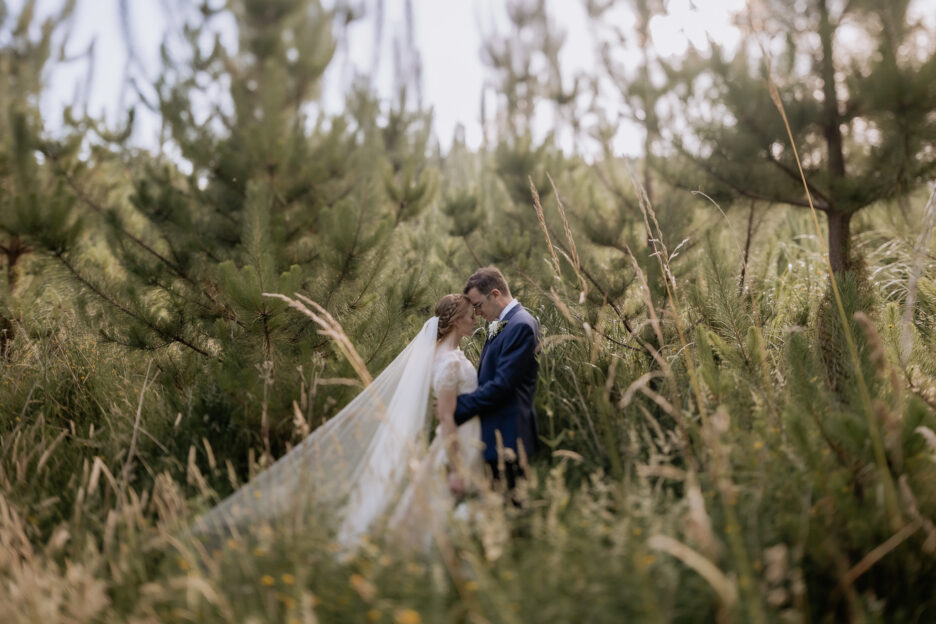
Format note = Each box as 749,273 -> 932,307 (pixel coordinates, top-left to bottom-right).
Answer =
478,305 -> 523,375
479,338 -> 491,375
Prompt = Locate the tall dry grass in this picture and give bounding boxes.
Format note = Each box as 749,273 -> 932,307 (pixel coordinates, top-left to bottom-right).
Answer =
2,175 -> 936,622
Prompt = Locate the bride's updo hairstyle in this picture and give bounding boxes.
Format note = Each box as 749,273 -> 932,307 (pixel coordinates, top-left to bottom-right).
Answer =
435,294 -> 471,341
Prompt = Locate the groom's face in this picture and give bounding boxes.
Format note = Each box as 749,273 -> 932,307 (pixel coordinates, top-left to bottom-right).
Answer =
466,287 -> 500,322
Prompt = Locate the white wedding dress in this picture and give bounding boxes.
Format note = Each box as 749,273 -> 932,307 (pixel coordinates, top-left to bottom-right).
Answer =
429,343 -> 484,479
191,317 -> 485,553
384,344 -> 484,550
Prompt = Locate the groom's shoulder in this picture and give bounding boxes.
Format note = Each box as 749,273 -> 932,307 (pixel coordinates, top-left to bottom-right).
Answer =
509,306 -> 539,333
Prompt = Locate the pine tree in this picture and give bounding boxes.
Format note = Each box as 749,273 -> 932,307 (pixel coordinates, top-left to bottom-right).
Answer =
585,0 -> 666,204
655,0 -> 936,409
662,0 -> 936,274
474,0 -> 587,287
14,0 -> 440,462
583,0 -> 701,311
0,0 -> 80,357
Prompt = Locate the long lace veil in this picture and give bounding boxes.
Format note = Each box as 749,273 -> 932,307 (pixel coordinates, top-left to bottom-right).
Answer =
191,316 -> 439,548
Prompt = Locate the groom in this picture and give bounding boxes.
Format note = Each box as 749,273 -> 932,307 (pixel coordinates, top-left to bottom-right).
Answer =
454,267 -> 539,493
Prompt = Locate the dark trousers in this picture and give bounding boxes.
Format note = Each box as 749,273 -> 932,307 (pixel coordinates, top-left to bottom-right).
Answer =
486,458 -> 524,494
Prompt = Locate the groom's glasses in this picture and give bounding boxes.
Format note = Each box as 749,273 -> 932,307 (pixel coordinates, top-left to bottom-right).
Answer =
471,294 -> 489,311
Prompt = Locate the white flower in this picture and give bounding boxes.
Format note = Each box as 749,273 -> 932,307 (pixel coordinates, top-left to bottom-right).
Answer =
487,319 -> 508,340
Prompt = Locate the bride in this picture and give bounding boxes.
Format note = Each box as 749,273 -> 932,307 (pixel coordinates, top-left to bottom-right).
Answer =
192,293 -> 485,551
383,294 -> 485,548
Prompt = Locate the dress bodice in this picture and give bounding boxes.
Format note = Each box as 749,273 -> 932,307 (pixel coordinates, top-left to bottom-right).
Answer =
432,346 -> 478,395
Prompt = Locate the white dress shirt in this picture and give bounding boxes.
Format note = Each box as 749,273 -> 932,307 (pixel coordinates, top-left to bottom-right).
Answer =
488,299 -> 520,339
498,298 -> 519,321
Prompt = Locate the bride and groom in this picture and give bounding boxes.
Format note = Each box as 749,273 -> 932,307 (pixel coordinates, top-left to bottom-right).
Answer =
194,266 -> 539,550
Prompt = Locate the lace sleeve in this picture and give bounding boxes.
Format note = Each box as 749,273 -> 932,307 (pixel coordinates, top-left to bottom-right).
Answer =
432,354 -> 461,393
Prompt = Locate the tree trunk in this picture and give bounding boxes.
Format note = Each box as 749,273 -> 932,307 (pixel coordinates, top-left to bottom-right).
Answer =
818,0 -> 846,181
827,210 -> 853,273
1,236 -> 31,291
0,315 -> 12,360
636,0 -> 655,207
818,0 -> 851,275
0,236 -> 28,360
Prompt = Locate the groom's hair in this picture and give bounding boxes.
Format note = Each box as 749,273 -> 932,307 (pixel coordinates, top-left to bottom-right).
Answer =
464,266 -> 510,297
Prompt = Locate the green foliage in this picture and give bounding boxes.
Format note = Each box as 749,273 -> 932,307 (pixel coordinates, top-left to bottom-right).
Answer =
2,0 -> 936,622
0,0 -> 81,359
4,0 -> 447,467
816,268 -> 878,400
442,190 -> 482,240
660,0 -> 936,272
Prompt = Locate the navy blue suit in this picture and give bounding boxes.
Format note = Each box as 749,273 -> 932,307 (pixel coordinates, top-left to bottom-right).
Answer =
454,304 -> 539,462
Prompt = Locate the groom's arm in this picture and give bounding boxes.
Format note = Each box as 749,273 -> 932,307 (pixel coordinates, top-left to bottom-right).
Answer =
454,322 -> 536,425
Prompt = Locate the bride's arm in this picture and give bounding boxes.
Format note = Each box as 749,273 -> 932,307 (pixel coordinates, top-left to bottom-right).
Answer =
435,386 -> 465,494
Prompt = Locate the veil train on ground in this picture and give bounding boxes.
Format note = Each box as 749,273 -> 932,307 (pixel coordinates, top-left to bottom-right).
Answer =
190,316 -> 439,549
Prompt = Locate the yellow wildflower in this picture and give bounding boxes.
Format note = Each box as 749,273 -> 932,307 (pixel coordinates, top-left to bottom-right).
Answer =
261,575 -> 275,587
394,609 -> 421,624
281,573 -> 296,585
276,592 -> 297,609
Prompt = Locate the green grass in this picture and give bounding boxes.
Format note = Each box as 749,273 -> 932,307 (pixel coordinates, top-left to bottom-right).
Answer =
2,196 -> 936,623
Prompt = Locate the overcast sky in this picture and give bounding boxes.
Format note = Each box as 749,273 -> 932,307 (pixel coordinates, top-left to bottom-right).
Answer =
16,0 -> 759,156
17,0 -> 931,158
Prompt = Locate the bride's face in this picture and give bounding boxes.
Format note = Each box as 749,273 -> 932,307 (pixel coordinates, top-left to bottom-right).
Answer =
454,304 -> 477,339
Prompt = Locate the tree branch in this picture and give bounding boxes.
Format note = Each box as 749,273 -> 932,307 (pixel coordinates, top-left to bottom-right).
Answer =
54,251 -> 214,360
673,145 -> 830,210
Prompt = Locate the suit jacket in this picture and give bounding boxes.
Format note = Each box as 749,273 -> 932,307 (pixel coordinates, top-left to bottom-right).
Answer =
454,303 -> 539,462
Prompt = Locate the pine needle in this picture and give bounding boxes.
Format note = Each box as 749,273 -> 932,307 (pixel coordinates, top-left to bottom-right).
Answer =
263,292 -> 373,387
